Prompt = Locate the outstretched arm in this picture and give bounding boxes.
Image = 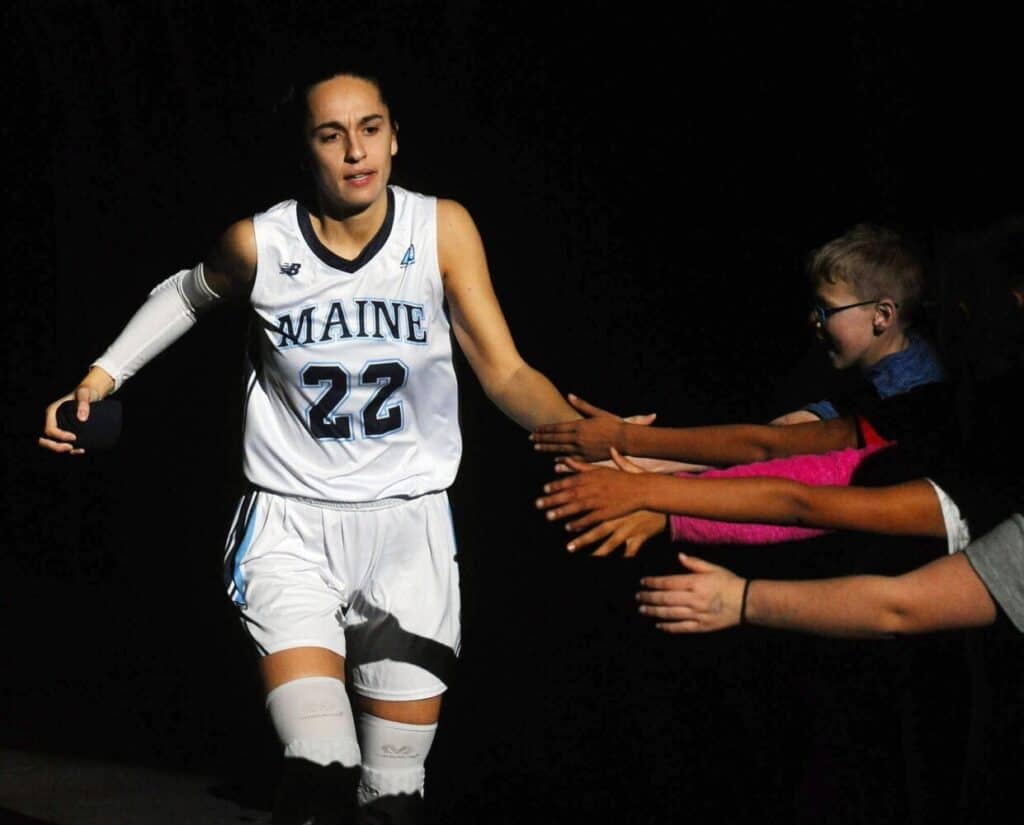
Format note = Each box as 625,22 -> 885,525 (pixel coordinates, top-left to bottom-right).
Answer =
560,446 -> 890,554
545,395 -> 706,474
531,412 -> 858,466
536,449 -> 947,538
39,220 -> 256,454
438,199 -> 578,428
636,551 -> 996,637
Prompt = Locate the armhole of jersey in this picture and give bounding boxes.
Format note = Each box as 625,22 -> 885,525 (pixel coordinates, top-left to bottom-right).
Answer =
248,208 -> 274,305
431,195 -> 443,288
421,194 -> 444,320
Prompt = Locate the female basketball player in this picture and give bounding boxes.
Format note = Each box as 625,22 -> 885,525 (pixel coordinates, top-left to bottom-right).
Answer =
39,67 -> 581,825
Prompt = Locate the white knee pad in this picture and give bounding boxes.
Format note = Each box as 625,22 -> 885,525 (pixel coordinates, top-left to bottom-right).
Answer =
357,713 -> 437,806
265,676 -> 361,767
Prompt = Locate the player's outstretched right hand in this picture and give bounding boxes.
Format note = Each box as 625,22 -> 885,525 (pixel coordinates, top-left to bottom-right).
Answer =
39,367 -> 115,455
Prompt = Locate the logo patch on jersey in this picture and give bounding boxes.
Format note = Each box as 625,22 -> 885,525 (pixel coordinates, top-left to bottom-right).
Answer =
279,262 -> 302,276
400,244 -> 416,270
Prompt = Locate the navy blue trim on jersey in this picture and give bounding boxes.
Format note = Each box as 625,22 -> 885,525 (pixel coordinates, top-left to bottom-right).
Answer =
296,188 -> 396,273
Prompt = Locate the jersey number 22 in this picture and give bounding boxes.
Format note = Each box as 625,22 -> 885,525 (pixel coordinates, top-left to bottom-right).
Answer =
301,361 -> 408,440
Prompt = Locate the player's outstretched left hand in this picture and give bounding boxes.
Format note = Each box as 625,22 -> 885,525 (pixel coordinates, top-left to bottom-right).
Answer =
636,554 -> 746,633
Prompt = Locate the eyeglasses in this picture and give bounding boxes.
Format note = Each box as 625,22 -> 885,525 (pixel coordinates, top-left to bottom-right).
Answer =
811,299 -> 880,326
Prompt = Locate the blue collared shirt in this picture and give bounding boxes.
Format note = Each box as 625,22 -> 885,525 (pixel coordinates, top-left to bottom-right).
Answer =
804,334 -> 946,421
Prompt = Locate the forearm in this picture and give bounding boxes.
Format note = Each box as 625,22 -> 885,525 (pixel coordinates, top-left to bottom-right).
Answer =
484,362 -> 579,429
747,552 -> 997,636
643,476 -> 946,538
639,474 -> 838,526
90,222 -> 253,390
623,418 -> 855,466
745,576 -> 913,638
93,265 -> 223,391
668,445 -> 886,544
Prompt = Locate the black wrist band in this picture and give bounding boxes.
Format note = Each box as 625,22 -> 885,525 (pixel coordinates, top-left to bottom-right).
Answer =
740,578 -> 754,625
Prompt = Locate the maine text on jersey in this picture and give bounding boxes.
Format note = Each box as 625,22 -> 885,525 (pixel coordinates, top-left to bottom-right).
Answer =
274,298 -> 428,349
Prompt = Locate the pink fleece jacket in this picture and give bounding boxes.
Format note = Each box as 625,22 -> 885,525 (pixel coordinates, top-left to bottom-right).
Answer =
668,442 -> 892,545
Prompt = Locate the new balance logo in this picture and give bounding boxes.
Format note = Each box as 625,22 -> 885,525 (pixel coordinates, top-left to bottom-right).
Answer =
400,244 -> 416,269
279,262 -> 301,276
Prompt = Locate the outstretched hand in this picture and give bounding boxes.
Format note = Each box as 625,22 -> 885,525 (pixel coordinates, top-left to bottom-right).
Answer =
529,393 -> 654,463
636,554 -> 746,633
556,449 -> 667,556
567,509 -> 668,557
536,447 -> 653,531
569,393 -> 656,427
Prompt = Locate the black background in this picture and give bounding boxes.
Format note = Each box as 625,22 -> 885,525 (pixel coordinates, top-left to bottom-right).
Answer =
3,2 -> 1022,823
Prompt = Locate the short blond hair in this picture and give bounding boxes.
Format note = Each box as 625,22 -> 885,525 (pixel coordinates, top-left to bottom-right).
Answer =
808,224 -> 924,323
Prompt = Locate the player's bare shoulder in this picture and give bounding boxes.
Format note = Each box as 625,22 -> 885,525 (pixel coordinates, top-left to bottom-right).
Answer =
204,218 -> 258,298
436,198 -> 486,285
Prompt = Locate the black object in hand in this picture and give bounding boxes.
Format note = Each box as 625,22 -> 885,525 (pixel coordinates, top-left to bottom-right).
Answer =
56,398 -> 123,451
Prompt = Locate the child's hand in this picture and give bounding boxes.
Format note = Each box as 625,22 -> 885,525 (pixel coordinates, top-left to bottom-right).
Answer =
770,409 -> 820,426
535,449 -> 650,530
637,554 -> 746,633
571,394 -> 656,427
555,455 -> 709,475
530,393 -> 653,462
565,509 -> 668,557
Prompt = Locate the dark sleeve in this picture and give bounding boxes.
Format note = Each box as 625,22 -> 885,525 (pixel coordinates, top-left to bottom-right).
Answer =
841,381 -> 958,488
928,464 -> 1024,539
845,381 -> 956,445
930,371 -> 1024,535
836,381 -> 958,489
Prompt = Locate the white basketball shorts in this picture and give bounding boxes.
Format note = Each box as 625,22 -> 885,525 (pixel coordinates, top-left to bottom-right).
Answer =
222,488 -> 461,701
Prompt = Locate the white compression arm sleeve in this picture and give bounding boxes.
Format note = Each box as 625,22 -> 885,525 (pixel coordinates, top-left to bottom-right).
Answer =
92,264 -> 223,391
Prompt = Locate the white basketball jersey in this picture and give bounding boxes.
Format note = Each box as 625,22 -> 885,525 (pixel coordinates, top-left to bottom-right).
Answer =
242,186 -> 461,501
